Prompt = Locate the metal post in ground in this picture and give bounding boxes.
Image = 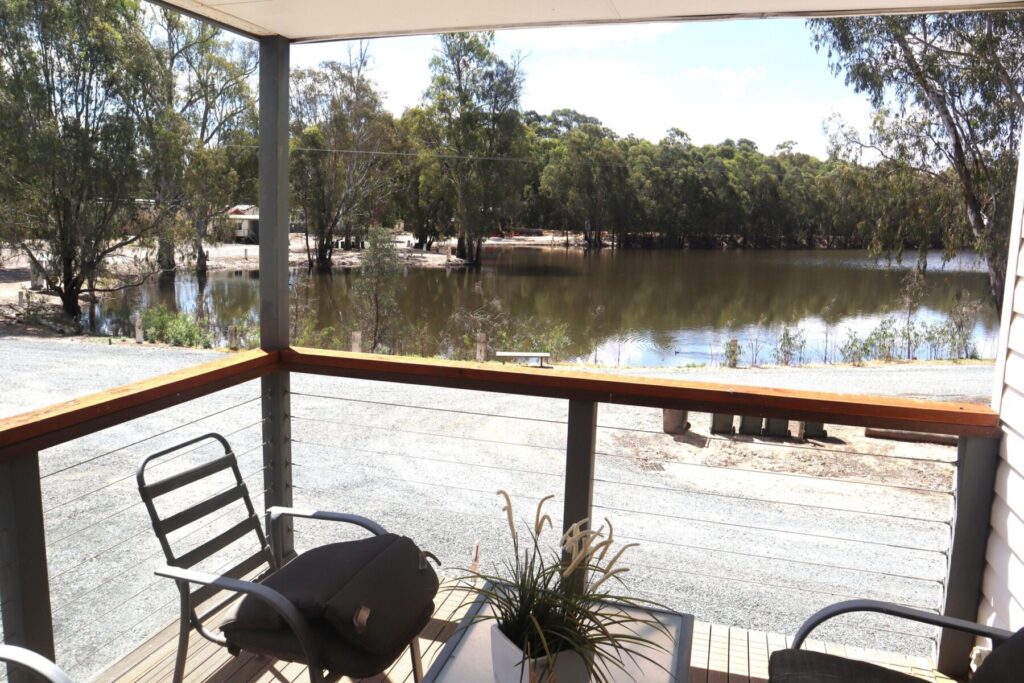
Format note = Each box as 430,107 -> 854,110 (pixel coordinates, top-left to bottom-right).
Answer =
662,409 -> 689,435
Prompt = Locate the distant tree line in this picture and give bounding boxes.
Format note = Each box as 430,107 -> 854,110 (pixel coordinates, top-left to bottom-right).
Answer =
276,26 -> 1020,307
1,3 -> 1020,319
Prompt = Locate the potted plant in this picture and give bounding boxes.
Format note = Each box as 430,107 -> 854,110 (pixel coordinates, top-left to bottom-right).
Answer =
454,491 -> 670,683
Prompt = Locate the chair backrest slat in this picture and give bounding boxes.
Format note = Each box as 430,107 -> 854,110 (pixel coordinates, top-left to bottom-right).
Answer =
159,487 -> 247,535
144,454 -> 235,498
175,516 -> 262,569
137,433 -> 274,577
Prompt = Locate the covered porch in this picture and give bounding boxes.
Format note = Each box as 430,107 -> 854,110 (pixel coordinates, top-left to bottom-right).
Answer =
0,346 -> 1005,681
1,0 -> 1022,681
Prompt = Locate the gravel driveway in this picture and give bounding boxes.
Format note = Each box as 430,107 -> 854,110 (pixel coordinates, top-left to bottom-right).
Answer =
0,336 -> 996,679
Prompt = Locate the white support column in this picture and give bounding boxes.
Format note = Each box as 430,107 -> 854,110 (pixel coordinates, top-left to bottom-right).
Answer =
258,35 -> 294,563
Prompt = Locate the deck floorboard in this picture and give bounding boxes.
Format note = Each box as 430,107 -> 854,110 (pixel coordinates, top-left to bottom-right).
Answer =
98,593 -> 960,683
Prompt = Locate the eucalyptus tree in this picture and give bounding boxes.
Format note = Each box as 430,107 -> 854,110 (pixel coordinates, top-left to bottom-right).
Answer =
421,32 -> 526,263
0,0 -> 167,318
539,124 -> 631,247
144,8 -> 257,277
393,108 -> 456,252
810,13 -> 1021,306
291,45 -> 395,271
353,226 -> 402,352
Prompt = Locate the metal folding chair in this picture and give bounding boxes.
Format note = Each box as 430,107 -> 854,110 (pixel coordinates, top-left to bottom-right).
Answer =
137,433 -> 435,683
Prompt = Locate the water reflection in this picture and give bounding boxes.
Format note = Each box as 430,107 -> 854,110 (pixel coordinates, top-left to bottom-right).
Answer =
95,248 -> 999,367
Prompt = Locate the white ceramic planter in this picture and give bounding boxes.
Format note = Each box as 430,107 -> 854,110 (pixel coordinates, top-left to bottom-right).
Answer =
489,623 -> 590,683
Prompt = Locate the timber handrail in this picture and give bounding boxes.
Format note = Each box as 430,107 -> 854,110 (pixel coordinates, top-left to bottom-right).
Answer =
282,347 -> 1002,438
0,346 -> 1002,461
0,349 -> 278,457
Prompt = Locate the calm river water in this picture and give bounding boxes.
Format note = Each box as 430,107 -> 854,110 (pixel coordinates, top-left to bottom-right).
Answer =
96,247 -> 1000,367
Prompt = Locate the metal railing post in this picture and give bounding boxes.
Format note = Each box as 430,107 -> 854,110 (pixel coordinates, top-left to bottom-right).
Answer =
937,435 -> 1000,676
258,34 -> 294,564
563,399 -> 598,591
0,451 -> 55,682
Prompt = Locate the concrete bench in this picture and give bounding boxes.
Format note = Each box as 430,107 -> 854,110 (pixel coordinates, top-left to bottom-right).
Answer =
495,351 -> 551,367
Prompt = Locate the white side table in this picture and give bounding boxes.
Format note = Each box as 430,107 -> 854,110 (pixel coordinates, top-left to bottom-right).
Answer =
424,591 -> 694,682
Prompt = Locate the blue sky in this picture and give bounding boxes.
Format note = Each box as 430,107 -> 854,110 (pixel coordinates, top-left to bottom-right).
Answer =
293,18 -> 873,159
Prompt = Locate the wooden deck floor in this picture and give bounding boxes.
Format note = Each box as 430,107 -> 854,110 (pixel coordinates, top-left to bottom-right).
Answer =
99,590 -> 959,683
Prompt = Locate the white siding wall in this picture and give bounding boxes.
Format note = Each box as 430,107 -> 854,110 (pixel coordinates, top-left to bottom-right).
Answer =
980,155 -> 1024,633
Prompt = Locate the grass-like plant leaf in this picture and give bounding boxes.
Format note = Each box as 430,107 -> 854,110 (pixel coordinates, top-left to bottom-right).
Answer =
446,492 -> 675,682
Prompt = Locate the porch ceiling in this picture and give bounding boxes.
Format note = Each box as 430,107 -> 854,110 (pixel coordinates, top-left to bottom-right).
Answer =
155,0 -> 1024,41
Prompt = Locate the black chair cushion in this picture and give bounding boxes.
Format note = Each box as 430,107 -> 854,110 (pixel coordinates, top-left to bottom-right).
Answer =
221,534 -> 438,675
769,649 -> 926,683
973,627 -> 1024,683
221,603 -> 434,677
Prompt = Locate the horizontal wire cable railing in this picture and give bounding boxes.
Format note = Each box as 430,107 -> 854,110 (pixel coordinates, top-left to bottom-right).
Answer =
13,375 -> 963,678
287,383 -> 955,656
289,390 -> 955,494
30,391 -> 267,681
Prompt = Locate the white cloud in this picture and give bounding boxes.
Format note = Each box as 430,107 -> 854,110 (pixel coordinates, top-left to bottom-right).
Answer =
293,35 -> 435,114
674,65 -> 767,98
495,23 -> 677,54
291,25 -> 875,159
518,52 -> 871,157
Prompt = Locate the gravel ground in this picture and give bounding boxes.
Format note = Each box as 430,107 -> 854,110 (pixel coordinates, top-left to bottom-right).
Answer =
0,336 -> 996,680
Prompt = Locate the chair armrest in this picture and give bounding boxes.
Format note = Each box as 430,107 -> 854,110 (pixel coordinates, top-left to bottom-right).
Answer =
0,645 -> 73,683
155,565 -> 324,680
266,506 -> 388,537
793,599 -> 1015,649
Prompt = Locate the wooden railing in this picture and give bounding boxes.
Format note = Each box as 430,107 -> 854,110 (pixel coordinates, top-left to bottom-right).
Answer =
0,347 -> 1000,460
282,347 -> 1002,437
0,349 -> 278,459
0,348 -> 1005,678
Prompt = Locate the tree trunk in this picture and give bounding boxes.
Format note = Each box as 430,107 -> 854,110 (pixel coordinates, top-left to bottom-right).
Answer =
86,277 -> 97,332
157,236 -> 176,275
196,269 -> 208,321
315,239 -> 333,272
194,217 -> 208,276
58,286 -> 82,318
893,30 -> 1005,309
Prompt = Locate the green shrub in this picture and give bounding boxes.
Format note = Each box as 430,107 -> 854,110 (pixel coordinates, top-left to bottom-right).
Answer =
140,305 -> 211,348
442,298 -> 573,361
724,338 -> 741,368
840,330 -> 867,366
773,327 -> 806,366
921,321 -> 948,360
899,319 -> 921,360
141,305 -> 173,342
865,317 -> 898,361
295,324 -> 348,350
